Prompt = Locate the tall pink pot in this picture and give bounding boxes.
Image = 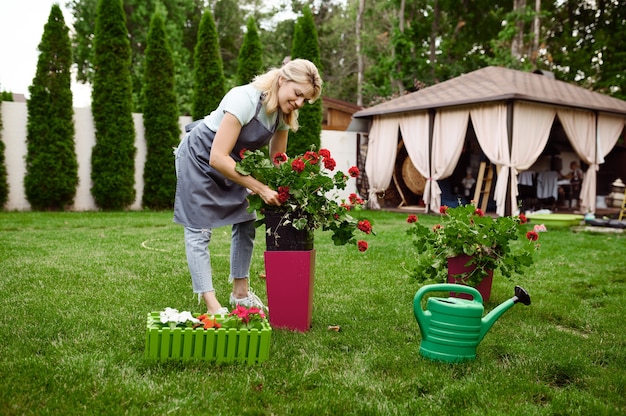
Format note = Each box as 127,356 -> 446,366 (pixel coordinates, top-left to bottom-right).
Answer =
447,254 -> 493,302
263,209 -> 315,332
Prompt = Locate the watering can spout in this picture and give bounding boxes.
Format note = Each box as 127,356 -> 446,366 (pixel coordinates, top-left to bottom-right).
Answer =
479,286 -> 531,342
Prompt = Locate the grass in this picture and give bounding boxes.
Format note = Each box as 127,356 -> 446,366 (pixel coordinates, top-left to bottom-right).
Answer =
0,210 -> 625,416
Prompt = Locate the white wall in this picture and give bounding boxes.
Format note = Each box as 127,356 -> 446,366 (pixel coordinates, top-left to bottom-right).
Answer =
1,101 -> 356,210
320,129 -> 358,203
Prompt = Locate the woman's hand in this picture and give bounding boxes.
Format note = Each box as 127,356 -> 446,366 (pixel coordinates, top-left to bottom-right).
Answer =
258,186 -> 281,206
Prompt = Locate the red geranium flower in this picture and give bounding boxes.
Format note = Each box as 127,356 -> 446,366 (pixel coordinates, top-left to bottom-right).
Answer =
278,186 -> 290,203
357,219 -> 372,234
518,213 -> 528,224
357,240 -> 368,252
474,208 -> 484,217
348,166 -> 360,178
239,148 -> 247,159
439,205 -> 449,214
526,230 -> 539,241
291,158 -> 305,173
349,193 -> 364,205
319,148 -> 331,158
303,151 -> 319,164
323,157 -> 336,171
407,214 -> 417,223
273,152 -> 288,165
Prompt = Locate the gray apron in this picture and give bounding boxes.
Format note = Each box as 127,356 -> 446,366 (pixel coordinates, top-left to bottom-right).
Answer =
173,96 -> 280,229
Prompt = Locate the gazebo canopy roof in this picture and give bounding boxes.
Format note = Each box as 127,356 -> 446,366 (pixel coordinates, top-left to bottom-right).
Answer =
353,66 -> 626,118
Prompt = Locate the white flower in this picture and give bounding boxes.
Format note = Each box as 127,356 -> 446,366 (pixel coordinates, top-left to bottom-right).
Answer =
177,311 -> 199,324
159,308 -> 199,326
160,307 -> 179,324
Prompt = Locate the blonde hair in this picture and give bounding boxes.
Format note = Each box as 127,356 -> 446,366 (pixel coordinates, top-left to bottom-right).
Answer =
252,58 -> 322,131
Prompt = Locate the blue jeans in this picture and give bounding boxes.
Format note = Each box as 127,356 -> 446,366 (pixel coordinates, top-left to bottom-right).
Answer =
184,220 -> 256,294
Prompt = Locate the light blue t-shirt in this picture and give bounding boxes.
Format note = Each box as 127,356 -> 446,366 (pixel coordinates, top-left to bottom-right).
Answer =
203,84 -> 288,132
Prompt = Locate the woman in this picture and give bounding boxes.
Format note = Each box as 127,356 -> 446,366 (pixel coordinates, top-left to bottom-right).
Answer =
174,59 -> 323,315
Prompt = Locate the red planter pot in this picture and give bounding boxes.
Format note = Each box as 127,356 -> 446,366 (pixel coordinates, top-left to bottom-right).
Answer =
447,254 -> 493,302
263,210 -> 316,332
264,250 -> 315,332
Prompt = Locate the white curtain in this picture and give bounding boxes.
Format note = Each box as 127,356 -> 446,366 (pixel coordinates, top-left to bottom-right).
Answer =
430,108 -> 470,212
591,114 -> 626,211
597,114 -> 625,164
365,116 -> 399,209
557,109 -> 596,213
511,102 -> 556,214
470,103 -> 509,216
399,113 -> 430,209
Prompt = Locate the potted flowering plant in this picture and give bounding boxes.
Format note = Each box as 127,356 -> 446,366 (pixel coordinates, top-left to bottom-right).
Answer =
235,147 -> 373,251
146,306 -> 271,364
158,306 -> 268,330
406,203 -> 540,292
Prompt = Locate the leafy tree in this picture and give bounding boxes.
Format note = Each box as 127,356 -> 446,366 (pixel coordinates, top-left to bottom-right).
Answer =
24,5 -> 78,210
67,0 -> 626,110
192,9 -> 227,119
90,0 -> 136,210
0,90 -> 13,101
315,1 -> 359,103
289,6 -> 323,157
593,2 -> 626,100
214,0 -> 245,84
485,3 -> 537,71
141,11 -> 180,210
0,103 -> 7,208
546,0 -> 626,100
259,17 -> 295,69
237,17 -> 264,85
69,0 -> 202,115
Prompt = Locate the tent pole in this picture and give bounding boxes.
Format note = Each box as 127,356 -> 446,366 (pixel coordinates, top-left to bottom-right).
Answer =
427,109 -> 435,212
506,100 -> 514,216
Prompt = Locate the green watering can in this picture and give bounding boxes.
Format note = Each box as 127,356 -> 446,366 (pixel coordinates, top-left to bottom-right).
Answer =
413,284 -> 531,363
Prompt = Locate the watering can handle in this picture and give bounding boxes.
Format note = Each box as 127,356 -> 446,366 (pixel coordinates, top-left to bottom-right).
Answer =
413,283 -> 483,306
413,284 -> 483,340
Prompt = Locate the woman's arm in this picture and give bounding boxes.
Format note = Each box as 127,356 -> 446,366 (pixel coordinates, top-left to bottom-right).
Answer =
209,112 -> 281,206
269,130 -> 288,163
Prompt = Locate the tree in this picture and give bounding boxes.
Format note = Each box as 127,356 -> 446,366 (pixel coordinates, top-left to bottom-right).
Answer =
214,0 -> 245,84
69,0 -> 202,115
545,0 -> 626,100
24,5 -> 78,210
237,17 -> 264,85
141,11 -> 180,210
90,0 -> 136,210
289,6 -> 323,157
312,0 -> 360,103
192,9 -> 227,119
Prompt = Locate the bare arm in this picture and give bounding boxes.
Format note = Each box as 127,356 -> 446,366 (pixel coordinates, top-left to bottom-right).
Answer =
209,112 -> 281,206
269,129 -> 288,163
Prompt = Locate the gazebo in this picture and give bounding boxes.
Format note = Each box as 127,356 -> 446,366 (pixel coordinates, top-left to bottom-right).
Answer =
351,66 -> 626,216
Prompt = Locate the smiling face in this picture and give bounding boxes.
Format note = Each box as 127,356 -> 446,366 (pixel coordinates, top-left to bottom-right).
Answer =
277,78 -> 315,114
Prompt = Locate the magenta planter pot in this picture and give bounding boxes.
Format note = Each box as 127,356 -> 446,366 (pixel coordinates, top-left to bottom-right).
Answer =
447,254 -> 493,302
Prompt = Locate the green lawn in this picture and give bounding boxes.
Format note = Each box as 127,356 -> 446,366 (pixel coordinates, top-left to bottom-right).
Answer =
1,210 -> 624,415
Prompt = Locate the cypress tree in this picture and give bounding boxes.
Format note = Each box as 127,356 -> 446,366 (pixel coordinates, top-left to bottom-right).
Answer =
141,12 -> 180,210
289,6 -> 323,156
0,103 -> 7,208
90,0 -> 136,210
24,5 -> 77,210
192,10 -> 226,119
236,17 -> 264,86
